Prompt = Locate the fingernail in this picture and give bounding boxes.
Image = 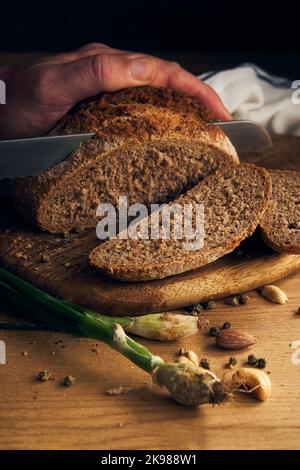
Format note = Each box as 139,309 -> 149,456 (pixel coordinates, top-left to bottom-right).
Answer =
130,57 -> 154,81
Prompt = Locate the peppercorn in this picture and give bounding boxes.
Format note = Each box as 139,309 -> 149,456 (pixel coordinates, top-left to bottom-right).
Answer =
228,356 -> 237,366
201,300 -> 217,310
248,354 -> 258,366
222,321 -> 232,330
209,326 -> 219,337
225,356 -> 238,369
257,358 -> 267,369
63,375 -> 76,387
226,296 -> 240,307
237,294 -> 250,305
200,358 -> 211,370
186,303 -> 203,316
38,370 -> 51,382
40,254 -> 50,263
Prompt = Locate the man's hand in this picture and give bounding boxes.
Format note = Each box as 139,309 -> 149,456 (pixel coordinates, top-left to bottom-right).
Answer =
0,43 -> 231,139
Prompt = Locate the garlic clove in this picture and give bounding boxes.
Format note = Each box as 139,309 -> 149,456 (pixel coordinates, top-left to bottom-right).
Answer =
260,285 -> 288,305
232,367 -> 271,401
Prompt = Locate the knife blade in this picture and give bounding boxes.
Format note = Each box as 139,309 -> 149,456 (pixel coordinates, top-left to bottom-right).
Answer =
213,120 -> 273,153
0,120 -> 272,179
0,133 -> 95,179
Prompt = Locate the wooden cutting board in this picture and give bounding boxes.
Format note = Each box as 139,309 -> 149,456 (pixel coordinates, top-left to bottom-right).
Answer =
1,134 -> 300,316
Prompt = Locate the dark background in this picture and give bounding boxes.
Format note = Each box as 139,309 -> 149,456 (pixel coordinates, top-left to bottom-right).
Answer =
1,0 -> 299,77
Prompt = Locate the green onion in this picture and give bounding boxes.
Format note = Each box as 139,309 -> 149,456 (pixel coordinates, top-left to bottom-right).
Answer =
0,267 -> 226,406
0,267 -> 201,341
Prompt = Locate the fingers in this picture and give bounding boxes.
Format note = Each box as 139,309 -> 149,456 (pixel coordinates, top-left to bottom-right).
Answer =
147,58 -> 231,120
40,45 -> 231,120
53,53 -> 158,102
43,43 -> 133,65
75,42 -> 110,52
40,44 -> 109,65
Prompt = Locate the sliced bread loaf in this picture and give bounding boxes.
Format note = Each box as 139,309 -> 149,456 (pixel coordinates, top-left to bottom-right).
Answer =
260,170 -> 300,253
15,139 -> 237,233
15,88 -> 238,234
89,164 -> 272,281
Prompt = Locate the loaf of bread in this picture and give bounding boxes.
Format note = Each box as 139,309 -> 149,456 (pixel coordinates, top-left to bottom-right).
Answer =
14,87 -> 238,233
89,164 -> 272,281
260,170 -> 300,253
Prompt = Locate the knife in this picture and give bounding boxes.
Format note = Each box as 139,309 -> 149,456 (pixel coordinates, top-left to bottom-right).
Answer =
0,120 -> 272,179
212,120 -> 273,154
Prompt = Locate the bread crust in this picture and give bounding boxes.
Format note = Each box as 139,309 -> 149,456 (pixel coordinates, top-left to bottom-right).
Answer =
260,170 -> 300,253
54,86 -> 217,130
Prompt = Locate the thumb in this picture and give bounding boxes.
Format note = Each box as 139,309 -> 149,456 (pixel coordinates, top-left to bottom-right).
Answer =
55,53 -> 156,103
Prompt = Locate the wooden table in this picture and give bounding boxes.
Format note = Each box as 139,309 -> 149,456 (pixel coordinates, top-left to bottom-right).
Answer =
0,53 -> 300,450
1,277 -> 300,450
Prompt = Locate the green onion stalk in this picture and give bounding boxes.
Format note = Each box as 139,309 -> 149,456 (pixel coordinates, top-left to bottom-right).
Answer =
0,267 -> 227,407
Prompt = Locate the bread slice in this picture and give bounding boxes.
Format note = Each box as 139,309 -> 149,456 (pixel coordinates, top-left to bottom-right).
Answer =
15,90 -> 238,233
15,139 -> 237,233
260,170 -> 300,253
89,164 -> 272,281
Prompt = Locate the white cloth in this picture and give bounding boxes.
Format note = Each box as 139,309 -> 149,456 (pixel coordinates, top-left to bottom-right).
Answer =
200,64 -> 300,136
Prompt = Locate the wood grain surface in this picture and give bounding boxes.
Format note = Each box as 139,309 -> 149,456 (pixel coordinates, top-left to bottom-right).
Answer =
0,133 -> 300,450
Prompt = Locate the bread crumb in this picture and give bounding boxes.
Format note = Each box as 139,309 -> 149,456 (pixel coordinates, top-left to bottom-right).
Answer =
105,386 -> 132,396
